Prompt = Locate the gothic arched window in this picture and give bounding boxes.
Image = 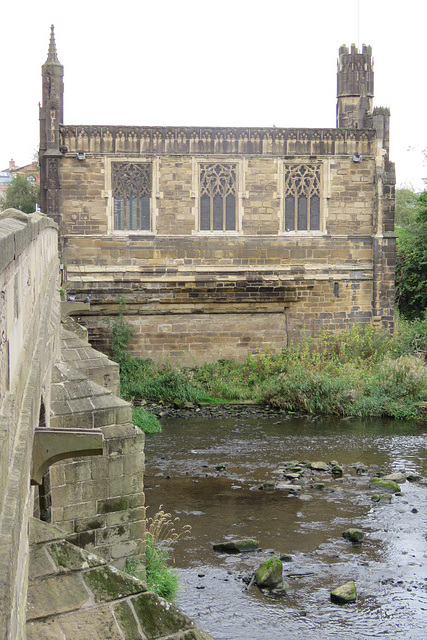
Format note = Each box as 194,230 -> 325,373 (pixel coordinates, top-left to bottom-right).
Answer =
284,164 -> 321,232
199,163 -> 237,231
112,162 -> 152,231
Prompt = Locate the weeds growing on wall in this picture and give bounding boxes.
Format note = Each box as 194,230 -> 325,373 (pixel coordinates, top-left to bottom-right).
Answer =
108,303 -> 427,422
125,506 -> 191,600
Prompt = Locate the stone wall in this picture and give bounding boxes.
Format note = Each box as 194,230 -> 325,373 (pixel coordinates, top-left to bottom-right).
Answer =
0,208 -> 146,637
46,323 -> 145,569
60,152 -> 395,364
0,209 -> 59,640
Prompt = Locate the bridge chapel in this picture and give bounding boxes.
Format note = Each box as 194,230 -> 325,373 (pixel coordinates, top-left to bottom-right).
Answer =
40,27 -> 395,364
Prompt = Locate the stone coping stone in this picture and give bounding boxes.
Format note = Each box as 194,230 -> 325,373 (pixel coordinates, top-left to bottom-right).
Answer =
0,209 -> 57,272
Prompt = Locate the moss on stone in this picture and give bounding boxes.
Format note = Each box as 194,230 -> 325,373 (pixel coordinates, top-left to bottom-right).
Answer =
47,541 -> 87,571
369,477 -> 401,493
99,498 -> 129,513
254,556 -> 283,587
83,566 -> 144,602
131,592 -> 191,639
75,518 -> 104,533
212,538 -> 259,553
113,600 -> 140,639
331,581 -> 357,604
342,528 -> 364,543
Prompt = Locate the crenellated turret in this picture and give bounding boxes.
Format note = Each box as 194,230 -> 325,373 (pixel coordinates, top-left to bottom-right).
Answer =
336,43 -> 374,129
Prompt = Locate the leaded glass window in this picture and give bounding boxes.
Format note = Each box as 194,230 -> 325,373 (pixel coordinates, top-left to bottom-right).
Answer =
199,164 -> 237,231
112,162 -> 151,231
284,164 -> 321,232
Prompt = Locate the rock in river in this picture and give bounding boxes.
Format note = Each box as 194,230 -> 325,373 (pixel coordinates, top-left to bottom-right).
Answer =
275,482 -> 302,494
330,581 -> 357,604
382,472 -> 406,483
369,477 -> 401,493
342,528 -> 364,543
372,493 -> 392,503
213,538 -> 259,553
310,461 -> 330,471
254,557 -> 283,588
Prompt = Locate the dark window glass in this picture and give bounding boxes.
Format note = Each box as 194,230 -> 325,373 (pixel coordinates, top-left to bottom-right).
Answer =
128,195 -> 137,230
285,196 -> 295,231
114,196 -> 124,230
140,195 -> 150,230
297,196 -> 307,230
200,195 -> 210,230
213,194 -> 223,230
310,195 -> 320,230
225,195 -> 236,230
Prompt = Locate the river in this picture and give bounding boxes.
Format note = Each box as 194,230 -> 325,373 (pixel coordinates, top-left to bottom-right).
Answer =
143,410 -> 427,640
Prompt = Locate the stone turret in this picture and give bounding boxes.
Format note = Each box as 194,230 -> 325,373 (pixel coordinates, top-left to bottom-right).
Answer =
39,25 -> 64,225
336,43 -> 374,129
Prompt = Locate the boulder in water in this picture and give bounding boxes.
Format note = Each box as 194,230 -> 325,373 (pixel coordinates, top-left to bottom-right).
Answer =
213,538 -> 259,553
369,477 -> 401,493
330,581 -> 357,604
310,461 -> 329,471
254,556 -> 283,588
342,528 -> 364,543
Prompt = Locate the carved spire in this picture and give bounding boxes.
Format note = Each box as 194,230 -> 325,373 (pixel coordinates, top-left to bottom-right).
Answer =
45,24 -> 60,65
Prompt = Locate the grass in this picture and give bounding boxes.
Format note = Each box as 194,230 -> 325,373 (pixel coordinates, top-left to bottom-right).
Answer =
125,506 -> 191,601
144,534 -> 179,599
109,308 -> 427,423
132,406 -> 162,433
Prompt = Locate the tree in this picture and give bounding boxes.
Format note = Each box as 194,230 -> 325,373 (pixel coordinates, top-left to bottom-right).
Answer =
395,187 -> 418,227
396,191 -> 427,320
1,174 -> 39,214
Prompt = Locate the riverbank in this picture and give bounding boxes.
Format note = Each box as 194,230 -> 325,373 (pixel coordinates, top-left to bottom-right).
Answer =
114,318 -> 427,429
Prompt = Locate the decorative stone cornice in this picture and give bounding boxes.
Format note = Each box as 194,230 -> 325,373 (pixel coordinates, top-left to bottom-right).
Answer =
59,125 -> 376,156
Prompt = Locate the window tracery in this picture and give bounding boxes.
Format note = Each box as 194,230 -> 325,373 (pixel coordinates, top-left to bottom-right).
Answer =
112,162 -> 151,231
199,163 -> 237,231
284,164 -> 321,231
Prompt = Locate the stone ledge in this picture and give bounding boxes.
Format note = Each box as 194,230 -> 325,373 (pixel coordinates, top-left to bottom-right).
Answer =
26,519 -> 214,640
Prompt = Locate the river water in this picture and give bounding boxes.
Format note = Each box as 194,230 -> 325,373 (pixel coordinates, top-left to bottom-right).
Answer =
143,410 -> 427,640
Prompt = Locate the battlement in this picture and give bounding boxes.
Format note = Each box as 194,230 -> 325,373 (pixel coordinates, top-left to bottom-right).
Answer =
337,43 -> 374,98
373,106 -> 390,116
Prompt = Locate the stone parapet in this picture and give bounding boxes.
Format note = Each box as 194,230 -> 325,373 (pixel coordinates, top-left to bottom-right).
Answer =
61,323 -> 120,395
60,125 -> 375,157
0,209 -> 59,640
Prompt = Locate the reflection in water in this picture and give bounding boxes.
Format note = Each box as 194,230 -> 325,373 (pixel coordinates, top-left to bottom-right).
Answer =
144,413 -> 427,640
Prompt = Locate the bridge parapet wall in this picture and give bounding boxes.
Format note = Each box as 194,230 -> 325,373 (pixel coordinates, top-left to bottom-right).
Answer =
0,209 -> 59,640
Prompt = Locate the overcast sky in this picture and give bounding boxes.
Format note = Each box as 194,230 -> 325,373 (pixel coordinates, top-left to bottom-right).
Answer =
1,0 -> 426,190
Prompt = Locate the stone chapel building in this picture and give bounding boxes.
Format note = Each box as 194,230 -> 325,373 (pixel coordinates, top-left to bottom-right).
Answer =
40,27 -> 395,364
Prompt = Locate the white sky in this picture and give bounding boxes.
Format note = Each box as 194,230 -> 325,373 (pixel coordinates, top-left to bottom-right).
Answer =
1,0 -> 426,191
